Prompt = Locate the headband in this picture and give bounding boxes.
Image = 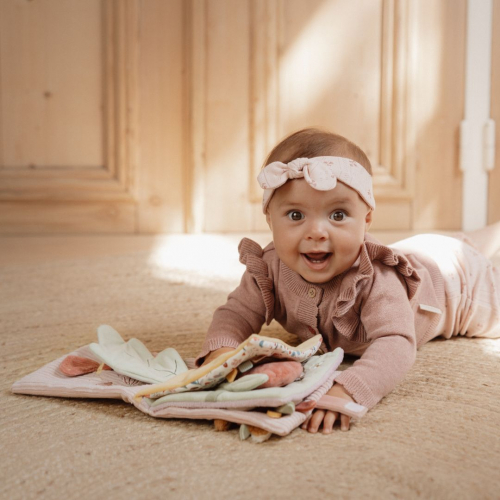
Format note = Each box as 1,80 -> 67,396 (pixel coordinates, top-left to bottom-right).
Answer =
257,156 -> 375,213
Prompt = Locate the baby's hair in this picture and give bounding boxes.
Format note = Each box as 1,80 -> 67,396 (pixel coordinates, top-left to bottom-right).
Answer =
263,127 -> 372,175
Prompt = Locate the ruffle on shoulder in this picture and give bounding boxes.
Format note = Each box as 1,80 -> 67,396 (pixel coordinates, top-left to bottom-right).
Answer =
333,235 -> 421,320
238,238 -> 275,325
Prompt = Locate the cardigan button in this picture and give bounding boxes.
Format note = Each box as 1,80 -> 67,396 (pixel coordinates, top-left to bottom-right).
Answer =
308,288 -> 316,298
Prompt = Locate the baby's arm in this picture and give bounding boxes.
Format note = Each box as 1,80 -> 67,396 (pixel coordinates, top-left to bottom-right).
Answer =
195,268 -> 268,366
303,269 -> 418,433
301,383 -> 355,433
334,269 -> 417,409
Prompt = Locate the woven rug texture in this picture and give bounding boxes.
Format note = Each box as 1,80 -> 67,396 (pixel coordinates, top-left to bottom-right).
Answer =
1,236 -> 499,500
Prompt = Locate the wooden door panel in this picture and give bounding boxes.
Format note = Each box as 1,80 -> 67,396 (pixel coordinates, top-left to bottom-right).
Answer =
136,0 -> 186,233
0,0 -> 483,233
0,0 -> 103,168
278,0 -> 383,164
275,0 -> 417,230
489,0 -> 500,224
413,0 -> 466,230
199,0 -> 465,232
0,0 -> 187,234
202,0 -> 253,232
0,0 -> 137,233
0,200 -> 135,233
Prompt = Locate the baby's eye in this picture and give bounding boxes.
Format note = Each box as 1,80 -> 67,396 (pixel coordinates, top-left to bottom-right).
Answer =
287,210 -> 304,221
330,211 -> 346,222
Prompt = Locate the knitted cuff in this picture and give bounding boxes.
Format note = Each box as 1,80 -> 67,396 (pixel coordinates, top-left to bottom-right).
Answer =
194,337 -> 242,367
334,370 -> 380,409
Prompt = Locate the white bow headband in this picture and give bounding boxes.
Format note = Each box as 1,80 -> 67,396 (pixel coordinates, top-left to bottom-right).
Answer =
257,156 -> 375,213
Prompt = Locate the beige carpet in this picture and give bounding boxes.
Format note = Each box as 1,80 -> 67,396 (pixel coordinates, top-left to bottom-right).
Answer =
1,235 -> 500,500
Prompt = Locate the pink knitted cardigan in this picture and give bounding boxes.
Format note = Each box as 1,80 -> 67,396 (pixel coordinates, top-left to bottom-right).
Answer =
196,233 -> 445,409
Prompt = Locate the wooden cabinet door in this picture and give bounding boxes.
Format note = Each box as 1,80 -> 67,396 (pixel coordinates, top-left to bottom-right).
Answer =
0,0 -> 186,234
198,0 -> 468,232
2,0 -> 495,233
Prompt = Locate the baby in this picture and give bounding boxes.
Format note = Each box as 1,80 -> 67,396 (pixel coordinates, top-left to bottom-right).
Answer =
196,128 -> 500,434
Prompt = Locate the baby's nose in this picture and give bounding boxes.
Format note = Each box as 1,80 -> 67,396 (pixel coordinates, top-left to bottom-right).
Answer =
306,219 -> 329,240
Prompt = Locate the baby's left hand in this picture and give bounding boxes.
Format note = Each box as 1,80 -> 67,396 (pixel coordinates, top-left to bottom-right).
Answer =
301,383 -> 355,434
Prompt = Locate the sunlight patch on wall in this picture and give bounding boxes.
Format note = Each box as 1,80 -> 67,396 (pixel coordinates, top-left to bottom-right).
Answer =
278,1 -> 378,122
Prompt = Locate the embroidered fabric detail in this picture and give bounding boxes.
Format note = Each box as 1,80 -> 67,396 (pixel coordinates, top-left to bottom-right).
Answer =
238,238 -> 275,325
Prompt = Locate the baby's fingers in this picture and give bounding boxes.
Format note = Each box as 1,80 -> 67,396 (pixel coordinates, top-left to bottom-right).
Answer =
301,409 -> 325,433
322,410 -> 337,434
340,413 -> 351,431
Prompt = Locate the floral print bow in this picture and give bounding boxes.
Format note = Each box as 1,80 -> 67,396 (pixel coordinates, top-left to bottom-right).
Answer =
257,156 -> 375,213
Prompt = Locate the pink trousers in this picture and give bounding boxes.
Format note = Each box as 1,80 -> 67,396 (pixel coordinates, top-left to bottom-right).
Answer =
391,234 -> 500,340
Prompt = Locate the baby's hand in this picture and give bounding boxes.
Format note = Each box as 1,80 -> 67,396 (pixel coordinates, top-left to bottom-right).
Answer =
201,347 -> 236,366
301,383 -> 355,434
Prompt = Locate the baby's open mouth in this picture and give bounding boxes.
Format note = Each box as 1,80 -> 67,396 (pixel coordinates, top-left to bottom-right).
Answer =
302,252 -> 331,263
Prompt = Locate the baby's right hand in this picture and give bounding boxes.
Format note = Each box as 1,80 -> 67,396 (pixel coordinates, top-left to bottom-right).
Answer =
201,347 -> 236,366
301,383 -> 354,434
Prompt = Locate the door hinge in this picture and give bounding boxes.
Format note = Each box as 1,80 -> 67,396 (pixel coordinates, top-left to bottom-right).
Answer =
459,120 -> 471,173
484,118 -> 496,172
460,119 -> 496,172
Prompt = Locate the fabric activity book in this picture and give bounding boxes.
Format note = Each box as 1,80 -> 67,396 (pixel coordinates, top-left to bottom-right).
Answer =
12,325 -> 368,442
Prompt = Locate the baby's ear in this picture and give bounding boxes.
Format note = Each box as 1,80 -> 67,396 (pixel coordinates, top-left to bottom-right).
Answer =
365,210 -> 373,231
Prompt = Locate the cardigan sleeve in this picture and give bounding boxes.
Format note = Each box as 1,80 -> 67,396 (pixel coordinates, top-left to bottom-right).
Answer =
194,270 -> 268,366
334,263 -> 417,409
194,239 -> 276,366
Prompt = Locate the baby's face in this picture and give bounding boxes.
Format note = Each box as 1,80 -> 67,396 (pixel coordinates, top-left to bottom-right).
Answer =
266,179 -> 372,284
